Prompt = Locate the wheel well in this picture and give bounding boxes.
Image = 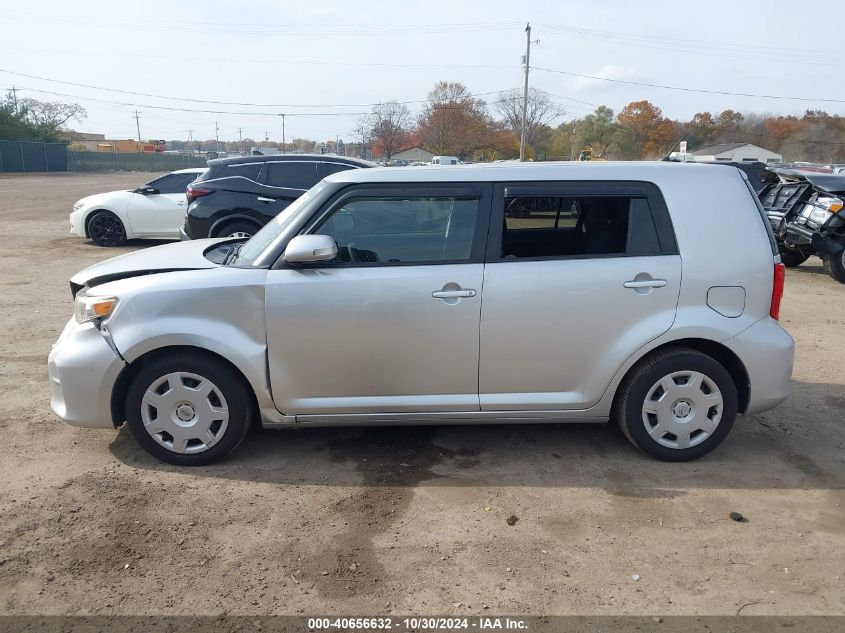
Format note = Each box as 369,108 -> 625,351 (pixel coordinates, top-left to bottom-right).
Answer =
84,209 -> 118,237
211,217 -> 261,238
110,345 -> 260,428
616,338 -> 751,414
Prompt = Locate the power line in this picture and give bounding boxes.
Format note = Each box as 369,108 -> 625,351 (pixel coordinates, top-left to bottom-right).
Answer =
533,66 -> 845,104
536,25 -> 845,69
535,22 -> 833,58
3,14 -> 521,37
1,70 -> 509,109
0,47 -> 518,72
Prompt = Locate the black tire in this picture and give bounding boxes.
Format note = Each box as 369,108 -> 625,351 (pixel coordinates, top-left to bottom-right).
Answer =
87,210 -> 127,246
822,250 -> 845,284
778,246 -> 809,268
125,352 -> 255,466
613,347 -> 738,462
215,220 -> 258,239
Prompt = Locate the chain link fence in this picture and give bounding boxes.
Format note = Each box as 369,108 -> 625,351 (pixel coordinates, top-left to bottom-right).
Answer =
67,151 -> 208,172
0,140 -> 68,172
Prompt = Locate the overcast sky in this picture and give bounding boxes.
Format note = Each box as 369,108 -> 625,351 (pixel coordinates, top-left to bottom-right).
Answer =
2,0 -> 844,144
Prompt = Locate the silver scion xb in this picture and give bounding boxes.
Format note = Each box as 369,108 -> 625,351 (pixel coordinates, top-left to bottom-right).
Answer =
49,162 -> 795,465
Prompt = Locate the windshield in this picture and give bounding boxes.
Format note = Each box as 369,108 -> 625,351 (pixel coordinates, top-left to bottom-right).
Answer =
233,180 -> 331,266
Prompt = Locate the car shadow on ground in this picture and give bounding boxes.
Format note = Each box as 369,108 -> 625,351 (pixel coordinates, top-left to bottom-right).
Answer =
108,380 -> 845,494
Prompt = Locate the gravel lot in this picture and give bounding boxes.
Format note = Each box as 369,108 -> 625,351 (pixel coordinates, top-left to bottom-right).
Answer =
0,172 -> 843,617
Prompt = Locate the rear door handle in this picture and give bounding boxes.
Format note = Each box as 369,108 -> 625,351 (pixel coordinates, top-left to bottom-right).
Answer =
257,196 -> 275,203
624,279 -> 667,289
432,289 -> 476,299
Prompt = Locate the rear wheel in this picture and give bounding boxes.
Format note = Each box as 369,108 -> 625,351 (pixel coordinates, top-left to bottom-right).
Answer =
87,210 -> 127,246
613,348 -> 738,461
216,220 -> 258,239
778,246 -> 809,268
125,352 -> 254,466
822,248 -> 845,283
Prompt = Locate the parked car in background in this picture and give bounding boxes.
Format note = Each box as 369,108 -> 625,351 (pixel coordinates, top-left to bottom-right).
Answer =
759,167 -> 845,282
50,162 -> 793,466
181,154 -> 372,239
431,155 -> 460,165
69,168 -> 205,246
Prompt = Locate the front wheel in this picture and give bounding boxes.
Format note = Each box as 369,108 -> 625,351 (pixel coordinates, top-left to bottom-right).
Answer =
822,249 -> 845,283
87,210 -> 127,246
125,352 -> 254,465
613,348 -> 738,461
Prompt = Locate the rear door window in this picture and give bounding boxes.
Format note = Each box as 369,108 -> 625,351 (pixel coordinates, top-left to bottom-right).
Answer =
491,182 -> 675,260
266,162 -> 320,190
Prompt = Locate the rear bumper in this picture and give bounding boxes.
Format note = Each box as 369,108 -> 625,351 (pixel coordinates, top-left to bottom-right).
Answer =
724,317 -> 795,416
48,319 -> 126,429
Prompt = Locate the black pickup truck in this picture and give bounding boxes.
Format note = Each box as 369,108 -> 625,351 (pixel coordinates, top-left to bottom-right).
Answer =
758,167 -> 845,283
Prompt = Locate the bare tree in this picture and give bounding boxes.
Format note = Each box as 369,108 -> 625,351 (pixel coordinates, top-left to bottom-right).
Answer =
351,115 -> 371,159
19,98 -> 86,139
495,89 -> 562,155
368,101 -> 410,160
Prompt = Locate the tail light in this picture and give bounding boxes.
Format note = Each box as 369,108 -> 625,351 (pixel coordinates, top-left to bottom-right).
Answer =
186,185 -> 211,203
770,262 -> 785,320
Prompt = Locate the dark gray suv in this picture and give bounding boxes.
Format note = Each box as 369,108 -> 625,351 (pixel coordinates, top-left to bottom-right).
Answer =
181,154 -> 372,239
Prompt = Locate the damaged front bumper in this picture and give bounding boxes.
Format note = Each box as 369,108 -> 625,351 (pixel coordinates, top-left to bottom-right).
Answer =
48,319 -> 126,429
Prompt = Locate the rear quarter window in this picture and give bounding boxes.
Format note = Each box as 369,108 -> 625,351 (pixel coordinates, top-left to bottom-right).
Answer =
223,163 -> 263,182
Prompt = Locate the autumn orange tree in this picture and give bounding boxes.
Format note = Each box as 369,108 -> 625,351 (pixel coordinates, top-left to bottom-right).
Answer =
615,100 -> 678,159
416,82 -> 489,159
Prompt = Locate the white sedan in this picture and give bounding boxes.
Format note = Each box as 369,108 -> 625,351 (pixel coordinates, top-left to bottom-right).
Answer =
69,168 -> 206,246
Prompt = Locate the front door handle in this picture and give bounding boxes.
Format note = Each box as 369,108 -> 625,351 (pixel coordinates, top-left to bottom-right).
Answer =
624,279 -> 667,289
432,289 -> 476,299
257,196 -> 275,203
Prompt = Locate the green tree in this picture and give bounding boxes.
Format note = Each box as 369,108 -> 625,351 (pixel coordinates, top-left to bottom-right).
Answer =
574,106 -> 617,158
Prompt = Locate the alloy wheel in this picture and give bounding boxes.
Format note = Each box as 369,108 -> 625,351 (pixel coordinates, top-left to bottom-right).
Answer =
89,213 -> 126,245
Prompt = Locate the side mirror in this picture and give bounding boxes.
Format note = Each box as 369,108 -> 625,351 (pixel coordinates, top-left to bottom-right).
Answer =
136,186 -> 159,195
284,234 -> 338,264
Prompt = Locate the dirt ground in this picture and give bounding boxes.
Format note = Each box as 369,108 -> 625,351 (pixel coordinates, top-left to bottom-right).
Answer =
0,172 -> 842,617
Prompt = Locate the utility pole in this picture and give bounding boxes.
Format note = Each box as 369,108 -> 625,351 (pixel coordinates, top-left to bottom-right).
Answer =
10,86 -> 17,113
134,110 -> 142,152
215,121 -> 220,154
280,114 -> 286,154
519,22 -> 532,162
238,127 -> 242,156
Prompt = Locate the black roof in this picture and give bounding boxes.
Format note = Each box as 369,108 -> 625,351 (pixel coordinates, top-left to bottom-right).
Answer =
208,153 -> 374,167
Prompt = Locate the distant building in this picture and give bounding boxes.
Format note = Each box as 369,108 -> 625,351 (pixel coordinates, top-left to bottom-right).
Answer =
391,146 -> 435,163
250,146 -> 280,156
691,142 -> 782,164
64,131 -> 106,151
